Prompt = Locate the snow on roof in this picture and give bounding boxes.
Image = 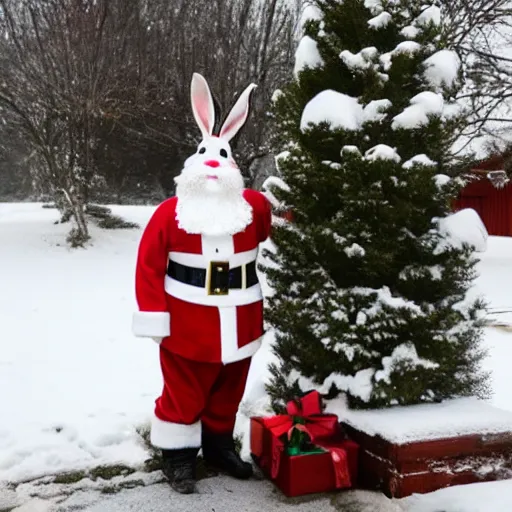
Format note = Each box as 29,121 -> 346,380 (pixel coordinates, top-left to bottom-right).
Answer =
300,90 -> 363,132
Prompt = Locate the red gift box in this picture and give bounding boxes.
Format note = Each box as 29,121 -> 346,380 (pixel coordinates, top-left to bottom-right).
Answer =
250,391 -> 359,497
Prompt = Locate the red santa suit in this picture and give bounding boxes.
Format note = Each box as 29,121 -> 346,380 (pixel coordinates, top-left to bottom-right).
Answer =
132,188 -> 272,449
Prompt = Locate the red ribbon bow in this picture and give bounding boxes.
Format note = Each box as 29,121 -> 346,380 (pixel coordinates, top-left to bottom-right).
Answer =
262,391 -> 351,488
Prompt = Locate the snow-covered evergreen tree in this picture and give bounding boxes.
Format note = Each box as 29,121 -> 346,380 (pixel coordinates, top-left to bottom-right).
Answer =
263,0 -> 491,411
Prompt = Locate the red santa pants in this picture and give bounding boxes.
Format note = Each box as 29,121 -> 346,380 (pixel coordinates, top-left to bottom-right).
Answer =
150,347 -> 251,450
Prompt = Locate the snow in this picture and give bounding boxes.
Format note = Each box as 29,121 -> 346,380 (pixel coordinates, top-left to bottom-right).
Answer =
363,98 -> 392,123
365,144 -> 401,162
344,243 -> 366,257
403,154 -> 437,169
416,5 -> 441,27
329,397 -> 512,444
294,35 -> 324,77
271,89 -> 283,103
400,480 -> 512,512
341,145 -> 362,156
0,204 -> 156,484
368,12 -> 392,29
4,475 -> 351,512
299,3 -> 323,30
301,90 -> 363,132
380,41 -> 422,71
393,41 -> 422,55
392,91 -> 444,130
438,208 -> 489,252
374,343 -> 439,385
423,50 -> 461,89
340,47 -> 378,70
364,0 -> 383,15
400,25 -> 420,39
434,174 -> 451,187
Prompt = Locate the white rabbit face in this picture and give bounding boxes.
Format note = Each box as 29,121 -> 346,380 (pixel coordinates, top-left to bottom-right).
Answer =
178,136 -> 244,197
185,136 -> 237,171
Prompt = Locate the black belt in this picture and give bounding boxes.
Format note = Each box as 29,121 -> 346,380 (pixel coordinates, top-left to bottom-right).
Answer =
167,259 -> 259,296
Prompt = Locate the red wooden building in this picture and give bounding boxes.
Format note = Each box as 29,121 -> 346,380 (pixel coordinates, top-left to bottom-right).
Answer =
454,153 -> 512,237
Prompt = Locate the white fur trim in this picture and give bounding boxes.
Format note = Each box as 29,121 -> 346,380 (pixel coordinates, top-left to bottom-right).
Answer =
132,311 -> 170,338
168,248 -> 258,270
219,307 -> 238,364
201,234 -> 234,260
165,275 -> 262,307
150,416 -> 201,449
223,337 -> 262,364
218,306 -> 262,363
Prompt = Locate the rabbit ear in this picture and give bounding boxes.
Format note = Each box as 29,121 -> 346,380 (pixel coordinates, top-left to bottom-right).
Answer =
191,73 -> 216,138
219,83 -> 257,142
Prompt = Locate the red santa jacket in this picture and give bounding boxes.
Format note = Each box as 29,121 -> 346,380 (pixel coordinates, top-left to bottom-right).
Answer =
132,189 -> 272,364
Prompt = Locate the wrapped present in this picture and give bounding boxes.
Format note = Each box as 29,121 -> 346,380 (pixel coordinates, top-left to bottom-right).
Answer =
250,391 -> 359,497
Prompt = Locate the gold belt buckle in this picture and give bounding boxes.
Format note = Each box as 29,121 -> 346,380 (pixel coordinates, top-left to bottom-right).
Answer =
208,261 -> 230,296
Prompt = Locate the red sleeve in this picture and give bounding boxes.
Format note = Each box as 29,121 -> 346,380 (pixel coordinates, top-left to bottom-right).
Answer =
132,200 -> 174,338
244,189 -> 272,242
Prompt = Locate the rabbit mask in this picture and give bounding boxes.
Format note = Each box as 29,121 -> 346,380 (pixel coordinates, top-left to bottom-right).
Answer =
175,73 -> 257,236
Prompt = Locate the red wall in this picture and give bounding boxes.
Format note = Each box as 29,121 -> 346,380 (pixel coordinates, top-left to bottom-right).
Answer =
454,178 -> 512,237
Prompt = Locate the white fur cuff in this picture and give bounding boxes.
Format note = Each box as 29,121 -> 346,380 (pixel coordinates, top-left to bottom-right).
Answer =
150,416 -> 201,449
132,311 -> 170,338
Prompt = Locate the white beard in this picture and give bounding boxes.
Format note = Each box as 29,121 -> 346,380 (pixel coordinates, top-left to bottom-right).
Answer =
175,162 -> 253,236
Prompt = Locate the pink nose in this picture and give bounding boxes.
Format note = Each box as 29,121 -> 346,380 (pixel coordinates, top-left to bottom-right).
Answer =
204,160 -> 220,168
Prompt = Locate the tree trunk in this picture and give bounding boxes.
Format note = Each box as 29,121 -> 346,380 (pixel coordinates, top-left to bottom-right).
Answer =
61,188 -> 90,246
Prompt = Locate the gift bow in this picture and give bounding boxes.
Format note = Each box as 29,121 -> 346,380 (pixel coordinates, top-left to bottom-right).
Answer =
262,391 -> 351,488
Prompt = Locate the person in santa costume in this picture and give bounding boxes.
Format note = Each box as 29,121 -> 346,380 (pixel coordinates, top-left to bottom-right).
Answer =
132,73 -> 272,494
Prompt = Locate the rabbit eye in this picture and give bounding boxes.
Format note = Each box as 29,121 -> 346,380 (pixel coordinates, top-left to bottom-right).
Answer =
199,147 -> 206,154
220,149 -> 228,158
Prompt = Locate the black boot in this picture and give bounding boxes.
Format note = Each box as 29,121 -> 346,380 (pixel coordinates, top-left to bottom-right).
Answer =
202,430 -> 253,480
161,448 -> 199,494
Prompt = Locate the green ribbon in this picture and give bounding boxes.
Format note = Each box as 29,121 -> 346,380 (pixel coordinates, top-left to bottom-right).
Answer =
286,416 -> 326,456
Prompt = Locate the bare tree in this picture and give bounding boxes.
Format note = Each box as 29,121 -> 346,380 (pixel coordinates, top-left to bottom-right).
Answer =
442,0 -> 512,157
0,0 -> 140,244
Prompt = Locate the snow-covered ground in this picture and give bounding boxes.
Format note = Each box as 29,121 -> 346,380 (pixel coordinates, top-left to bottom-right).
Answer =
1,202 -> 512,511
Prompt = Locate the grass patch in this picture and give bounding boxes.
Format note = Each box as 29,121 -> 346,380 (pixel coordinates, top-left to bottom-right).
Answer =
49,464 -> 134,486
100,486 -> 118,495
53,471 -> 88,485
86,204 -> 139,230
89,465 -> 136,481
95,215 -> 139,230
